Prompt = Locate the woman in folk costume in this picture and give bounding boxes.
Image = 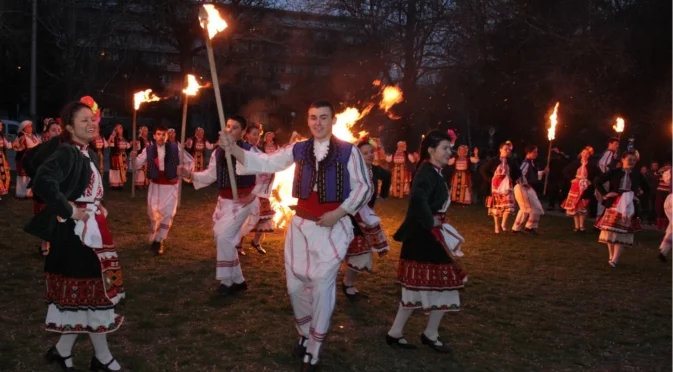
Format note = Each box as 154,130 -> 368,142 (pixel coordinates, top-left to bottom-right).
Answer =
167,128 -> 179,146
561,146 -> 601,232
0,120 -> 12,199
133,126 -> 151,190
30,118 -> 63,256
13,120 -> 42,198
594,151 -> 648,267
388,141 -> 414,198
479,142 -> 521,234
80,96 -> 107,174
386,130 -> 467,353
447,145 -> 479,204
184,127 -> 214,173
23,101 -> 125,371
107,124 -> 130,189
342,137 -> 392,299
654,165 -> 672,230
658,193 -> 672,262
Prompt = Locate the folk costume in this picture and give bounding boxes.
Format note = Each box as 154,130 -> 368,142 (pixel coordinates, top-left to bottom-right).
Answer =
561,159 -> 601,231
512,158 -> 545,233
370,137 -> 386,167
134,142 -> 193,254
184,128 -> 214,173
24,137 -> 125,370
447,147 -> 479,204
594,167 -> 647,266
387,141 -> 414,198
0,130 -> 11,198
133,129 -> 151,189
655,167 -> 672,230
596,148 -> 618,216
658,193 -> 672,260
92,136 -> 108,174
387,161 -> 467,352
249,137 -> 279,235
480,156 -> 521,233
13,121 -> 41,198
108,131 -> 130,189
191,141 -> 259,293
237,136 -> 372,367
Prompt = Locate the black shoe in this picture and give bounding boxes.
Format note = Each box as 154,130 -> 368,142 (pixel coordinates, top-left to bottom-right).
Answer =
89,356 -> 120,372
420,333 -> 453,353
525,228 -> 537,235
299,353 -> 319,372
659,253 -> 667,263
237,246 -> 246,256
150,241 -> 159,252
511,230 -> 523,234
293,336 -> 308,358
45,346 -> 82,371
230,281 -> 248,294
156,240 -> 165,255
386,334 -> 418,349
341,283 -> 360,300
218,284 -> 232,297
251,242 -> 267,254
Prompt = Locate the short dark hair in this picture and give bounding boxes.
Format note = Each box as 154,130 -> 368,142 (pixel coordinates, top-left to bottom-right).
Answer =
153,124 -> 168,133
309,100 -> 335,117
524,145 -> 538,154
607,137 -> 619,146
246,122 -> 262,134
420,130 -> 452,163
621,150 -> 637,159
228,115 -> 247,129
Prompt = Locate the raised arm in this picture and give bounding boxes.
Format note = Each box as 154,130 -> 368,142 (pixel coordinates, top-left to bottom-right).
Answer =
240,144 -> 295,175
340,146 -> 374,215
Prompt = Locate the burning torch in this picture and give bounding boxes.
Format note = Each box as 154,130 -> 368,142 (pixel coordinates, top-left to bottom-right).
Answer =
132,89 -> 160,197
178,74 -> 204,206
543,102 -> 560,195
613,117 -> 625,142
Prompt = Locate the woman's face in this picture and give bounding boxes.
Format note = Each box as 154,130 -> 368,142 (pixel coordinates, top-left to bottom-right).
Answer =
458,146 -> 468,157
168,131 -> 176,141
46,124 -> 62,140
196,129 -> 204,139
359,144 -> 374,165
265,133 -> 275,143
581,148 -> 592,161
622,154 -> 637,170
140,127 -> 148,136
23,123 -> 33,135
115,125 -> 123,135
499,145 -> 511,158
429,140 -> 452,166
247,128 -> 261,145
67,107 -> 97,143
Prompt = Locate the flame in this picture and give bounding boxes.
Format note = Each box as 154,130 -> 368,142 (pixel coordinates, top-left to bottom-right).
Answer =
183,74 -> 204,96
613,117 -> 625,133
133,89 -> 161,110
333,105 -> 372,143
547,102 -> 560,141
379,85 -> 403,115
199,4 -> 228,40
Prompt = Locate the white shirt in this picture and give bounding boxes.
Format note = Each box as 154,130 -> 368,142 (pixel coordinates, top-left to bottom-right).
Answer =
134,144 -> 191,173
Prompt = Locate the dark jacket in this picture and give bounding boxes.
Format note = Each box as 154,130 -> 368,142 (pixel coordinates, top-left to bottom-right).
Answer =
478,157 -> 522,195
594,168 -> 648,207
562,160 -> 602,199
370,165 -> 391,208
23,139 -> 100,242
393,162 -> 447,242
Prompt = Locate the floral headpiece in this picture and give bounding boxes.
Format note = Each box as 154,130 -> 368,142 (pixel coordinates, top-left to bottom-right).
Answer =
447,129 -> 457,143
80,96 -> 101,123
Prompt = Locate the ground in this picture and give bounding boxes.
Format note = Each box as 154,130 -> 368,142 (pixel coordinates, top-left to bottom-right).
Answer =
0,184 -> 671,372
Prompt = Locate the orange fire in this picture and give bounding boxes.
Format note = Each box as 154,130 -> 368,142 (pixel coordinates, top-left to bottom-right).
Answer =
183,74 -> 204,96
333,106 -> 372,143
548,102 -> 560,141
379,85 -> 403,118
613,117 -> 625,133
133,89 -> 161,110
199,4 -> 228,40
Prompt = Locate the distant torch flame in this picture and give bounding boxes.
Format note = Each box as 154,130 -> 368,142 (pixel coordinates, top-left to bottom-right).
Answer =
183,74 -> 203,96
379,86 -> 403,113
133,89 -> 161,110
547,102 -> 560,141
199,4 -> 228,40
613,117 -> 625,133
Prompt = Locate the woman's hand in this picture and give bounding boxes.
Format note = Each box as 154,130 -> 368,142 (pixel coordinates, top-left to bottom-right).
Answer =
71,207 -> 90,222
604,192 -> 619,199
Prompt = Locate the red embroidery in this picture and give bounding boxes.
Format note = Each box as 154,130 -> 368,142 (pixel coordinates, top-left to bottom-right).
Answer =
397,259 -> 466,291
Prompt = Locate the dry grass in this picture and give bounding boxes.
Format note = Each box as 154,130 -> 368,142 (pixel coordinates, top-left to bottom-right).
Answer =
0,183 -> 670,372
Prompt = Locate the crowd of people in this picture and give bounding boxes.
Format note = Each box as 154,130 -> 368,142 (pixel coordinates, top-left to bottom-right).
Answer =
3,94 -> 670,372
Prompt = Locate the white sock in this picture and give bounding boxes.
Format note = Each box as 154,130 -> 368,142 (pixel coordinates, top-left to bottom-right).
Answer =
343,270 -> 358,294
388,304 -> 414,338
89,334 -> 120,371
423,311 -> 445,341
55,334 -> 78,367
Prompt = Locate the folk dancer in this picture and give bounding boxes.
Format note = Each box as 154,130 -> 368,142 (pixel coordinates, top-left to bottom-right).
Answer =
178,115 -> 258,297
654,165 -> 672,230
596,138 -> 620,216
13,120 -> 41,198
133,126 -> 151,190
184,127 -> 214,173
240,125 -> 277,255
658,192 -> 672,262
447,145 -> 479,205
343,137 -> 391,299
133,125 -> 193,255
0,120 -> 12,199
511,145 -> 547,234
167,128 -> 179,146
80,96 -> 107,174
107,124 -> 130,189
388,141 -> 414,198
218,101 -> 372,371
594,151 -> 648,267
386,130 -> 467,353
24,101 -> 125,371
480,142 -> 521,234
561,146 -> 601,232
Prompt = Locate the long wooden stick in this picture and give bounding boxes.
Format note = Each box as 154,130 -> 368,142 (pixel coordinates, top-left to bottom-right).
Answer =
131,109 -> 137,198
203,28 -> 238,200
178,84 -> 189,207
543,140 -> 552,195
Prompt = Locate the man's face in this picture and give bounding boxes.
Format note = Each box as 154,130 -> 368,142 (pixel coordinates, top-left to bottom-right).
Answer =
226,119 -> 243,141
307,106 -> 334,141
168,131 -> 176,141
154,130 -> 167,146
529,148 -> 539,160
608,141 -> 619,151
651,162 -> 659,171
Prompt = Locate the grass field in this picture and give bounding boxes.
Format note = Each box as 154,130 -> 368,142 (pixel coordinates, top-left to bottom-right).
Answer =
0,184 -> 670,372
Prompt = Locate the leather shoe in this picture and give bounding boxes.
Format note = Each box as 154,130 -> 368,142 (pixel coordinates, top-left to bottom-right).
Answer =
293,336 -> 308,358
45,346 -> 82,371
90,356 -> 120,372
386,334 -> 417,349
420,333 -> 452,353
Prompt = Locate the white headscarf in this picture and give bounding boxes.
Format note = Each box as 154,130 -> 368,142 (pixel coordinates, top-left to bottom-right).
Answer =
18,120 -> 33,134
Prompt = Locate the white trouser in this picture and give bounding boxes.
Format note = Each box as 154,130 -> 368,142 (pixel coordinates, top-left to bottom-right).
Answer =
147,182 -> 179,242
213,197 -> 259,285
286,215 -> 354,362
512,184 -> 544,231
660,194 -> 673,256
16,176 -> 31,198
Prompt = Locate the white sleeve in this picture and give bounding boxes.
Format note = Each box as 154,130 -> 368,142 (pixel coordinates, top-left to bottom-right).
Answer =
192,151 -> 218,190
340,146 -> 373,215
598,152 -> 612,173
179,147 -> 194,169
205,141 -> 215,150
133,148 -> 148,169
241,144 -> 295,175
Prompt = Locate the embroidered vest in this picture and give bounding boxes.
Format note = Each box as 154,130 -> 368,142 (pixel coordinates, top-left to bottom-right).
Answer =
146,143 -> 179,180
216,141 -> 255,189
291,137 -> 352,203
